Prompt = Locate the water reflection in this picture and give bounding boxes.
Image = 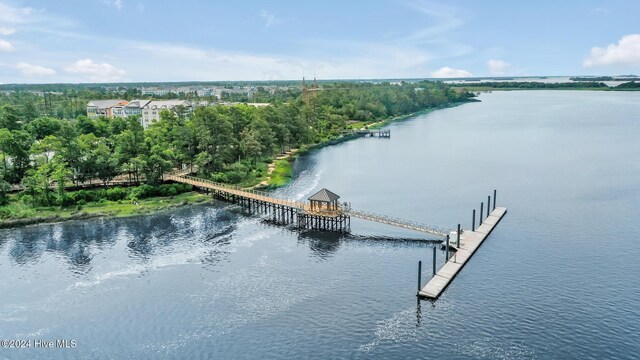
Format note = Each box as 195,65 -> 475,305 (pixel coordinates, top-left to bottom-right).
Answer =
1,203 -> 241,273
4,219 -> 122,271
297,230 -> 441,260
297,230 -> 344,259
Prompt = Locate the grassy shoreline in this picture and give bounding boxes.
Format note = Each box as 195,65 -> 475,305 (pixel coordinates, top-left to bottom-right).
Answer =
0,191 -> 211,229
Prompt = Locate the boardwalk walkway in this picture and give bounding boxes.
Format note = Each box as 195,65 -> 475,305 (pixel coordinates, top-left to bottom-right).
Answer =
165,174 -> 304,209
347,208 -> 449,237
165,173 -> 447,237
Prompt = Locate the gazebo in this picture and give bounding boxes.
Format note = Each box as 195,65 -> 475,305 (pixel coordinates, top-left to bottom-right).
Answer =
308,188 -> 340,212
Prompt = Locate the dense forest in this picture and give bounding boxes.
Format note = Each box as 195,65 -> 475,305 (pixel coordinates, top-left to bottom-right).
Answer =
0,81 -> 474,209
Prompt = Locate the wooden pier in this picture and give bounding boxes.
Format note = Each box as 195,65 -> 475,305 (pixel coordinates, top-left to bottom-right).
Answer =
418,207 -> 508,299
165,172 -> 446,236
348,129 -> 391,137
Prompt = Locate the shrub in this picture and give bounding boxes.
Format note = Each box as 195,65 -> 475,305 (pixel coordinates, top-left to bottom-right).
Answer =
0,207 -> 14,219
106,187 -> 127,201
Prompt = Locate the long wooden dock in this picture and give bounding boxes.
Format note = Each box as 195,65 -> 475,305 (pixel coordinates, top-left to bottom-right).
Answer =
419,207 -> 507,299
164,172 -> 448,235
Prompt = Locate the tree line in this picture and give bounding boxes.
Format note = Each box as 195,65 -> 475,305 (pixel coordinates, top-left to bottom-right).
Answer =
0,81 -> 474,207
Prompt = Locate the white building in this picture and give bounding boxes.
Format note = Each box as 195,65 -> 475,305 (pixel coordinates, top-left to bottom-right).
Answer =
124,99 -> 152,117
141,100 -> 192,129
140,87 -> 171,96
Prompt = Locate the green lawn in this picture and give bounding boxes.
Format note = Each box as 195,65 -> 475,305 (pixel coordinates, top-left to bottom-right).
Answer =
268,159 -> 294,187
0,191 -> 211,228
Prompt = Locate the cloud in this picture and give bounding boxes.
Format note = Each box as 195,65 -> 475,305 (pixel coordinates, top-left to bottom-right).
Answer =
583,34 -> 640,67
488,59 -> 510,76
137,2 -> 145,12
260,10 -> 280,29
0,38 -> 14,52
591,7 -> 611,14
0,3 -> 34,23
16,62 -> 56,76
404,1 -> 465,43
0,1 -> 473,82
430,66 -> 472,78
65,59 -> 126,81
101,0 -> 123,10
0,27 -> 16,35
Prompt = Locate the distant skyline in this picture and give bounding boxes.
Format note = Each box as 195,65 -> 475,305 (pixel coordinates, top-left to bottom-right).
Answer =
1,0 -> 639,83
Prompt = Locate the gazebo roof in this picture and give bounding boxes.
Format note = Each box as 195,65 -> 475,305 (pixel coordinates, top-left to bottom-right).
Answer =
308,188 -> 340,203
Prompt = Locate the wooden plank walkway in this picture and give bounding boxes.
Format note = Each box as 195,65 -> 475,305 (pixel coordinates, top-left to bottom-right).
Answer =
165,174 -> 304,209
419,207 -> 508,299
348,208 -> 449,237
166,173 -> 452,236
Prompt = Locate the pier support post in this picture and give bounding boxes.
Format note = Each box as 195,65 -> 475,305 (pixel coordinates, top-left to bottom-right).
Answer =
445,235 -> 450,261
457,224 -> 461,248
480,203 -> 483,225
418,261 -> 422,294
487,196 -> 491,218
472,209 -> 476,231
432,246 -> 436,276
493,189 -> 497,210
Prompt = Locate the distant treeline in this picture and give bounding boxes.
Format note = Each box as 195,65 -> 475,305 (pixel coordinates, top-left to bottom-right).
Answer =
570,76 -> 638,82
450,81 -> 639,90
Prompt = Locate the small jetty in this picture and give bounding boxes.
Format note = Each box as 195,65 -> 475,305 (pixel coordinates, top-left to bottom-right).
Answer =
348,129 -> 391,137
419,206 -> 507,299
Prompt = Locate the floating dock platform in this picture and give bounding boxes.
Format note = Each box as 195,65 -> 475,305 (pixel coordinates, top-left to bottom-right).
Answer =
419,207 -> 507,299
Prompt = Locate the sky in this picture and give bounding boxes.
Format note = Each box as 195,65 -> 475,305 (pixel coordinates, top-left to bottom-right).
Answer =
0,0 -> 639,83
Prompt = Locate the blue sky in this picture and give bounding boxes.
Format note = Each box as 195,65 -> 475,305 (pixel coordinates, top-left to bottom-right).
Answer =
1,0 -> 639,83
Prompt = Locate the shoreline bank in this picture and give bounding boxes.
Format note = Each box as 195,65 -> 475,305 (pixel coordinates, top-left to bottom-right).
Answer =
254,101 -> 474,189
0,191 -> 212,229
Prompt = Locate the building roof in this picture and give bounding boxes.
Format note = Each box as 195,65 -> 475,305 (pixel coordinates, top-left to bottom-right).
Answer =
87,100 -> 127,108
145,100 -> 191,109
308,188 -> 340,203
125,99 -> 152,108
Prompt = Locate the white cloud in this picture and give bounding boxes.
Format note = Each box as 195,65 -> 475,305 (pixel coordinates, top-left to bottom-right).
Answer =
430,66 -> 472,78
488,59 -> 510,76
0,38 -> 14,52
101,0 -> 123,10
65,59 -> 126,81
137,2 -> 145,12
0,27 -> 16,35
16,62 -> 56,76
0,3 -> 33,23
583,34 -> 640,67
404,1 -> 465,43
260,10 -> 280,29
591,7 -> 611,14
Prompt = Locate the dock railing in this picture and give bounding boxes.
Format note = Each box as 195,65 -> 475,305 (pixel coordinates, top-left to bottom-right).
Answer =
347,208 -> 449,237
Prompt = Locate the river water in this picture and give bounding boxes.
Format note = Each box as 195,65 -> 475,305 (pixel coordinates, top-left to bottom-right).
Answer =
1,91 -> 639,359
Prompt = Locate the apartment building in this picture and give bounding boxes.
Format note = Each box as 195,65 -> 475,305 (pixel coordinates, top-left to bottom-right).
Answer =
86,100 -> 128,119
140,100 -> 192,128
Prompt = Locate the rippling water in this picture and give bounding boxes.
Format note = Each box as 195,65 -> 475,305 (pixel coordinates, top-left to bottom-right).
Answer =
1,91 -> 639,359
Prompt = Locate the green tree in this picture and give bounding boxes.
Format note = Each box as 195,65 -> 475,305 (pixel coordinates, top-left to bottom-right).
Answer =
27,117 -> 62,140
0,105 -> 22,131
239,128 -> 262,164
52,160 -> 72,206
